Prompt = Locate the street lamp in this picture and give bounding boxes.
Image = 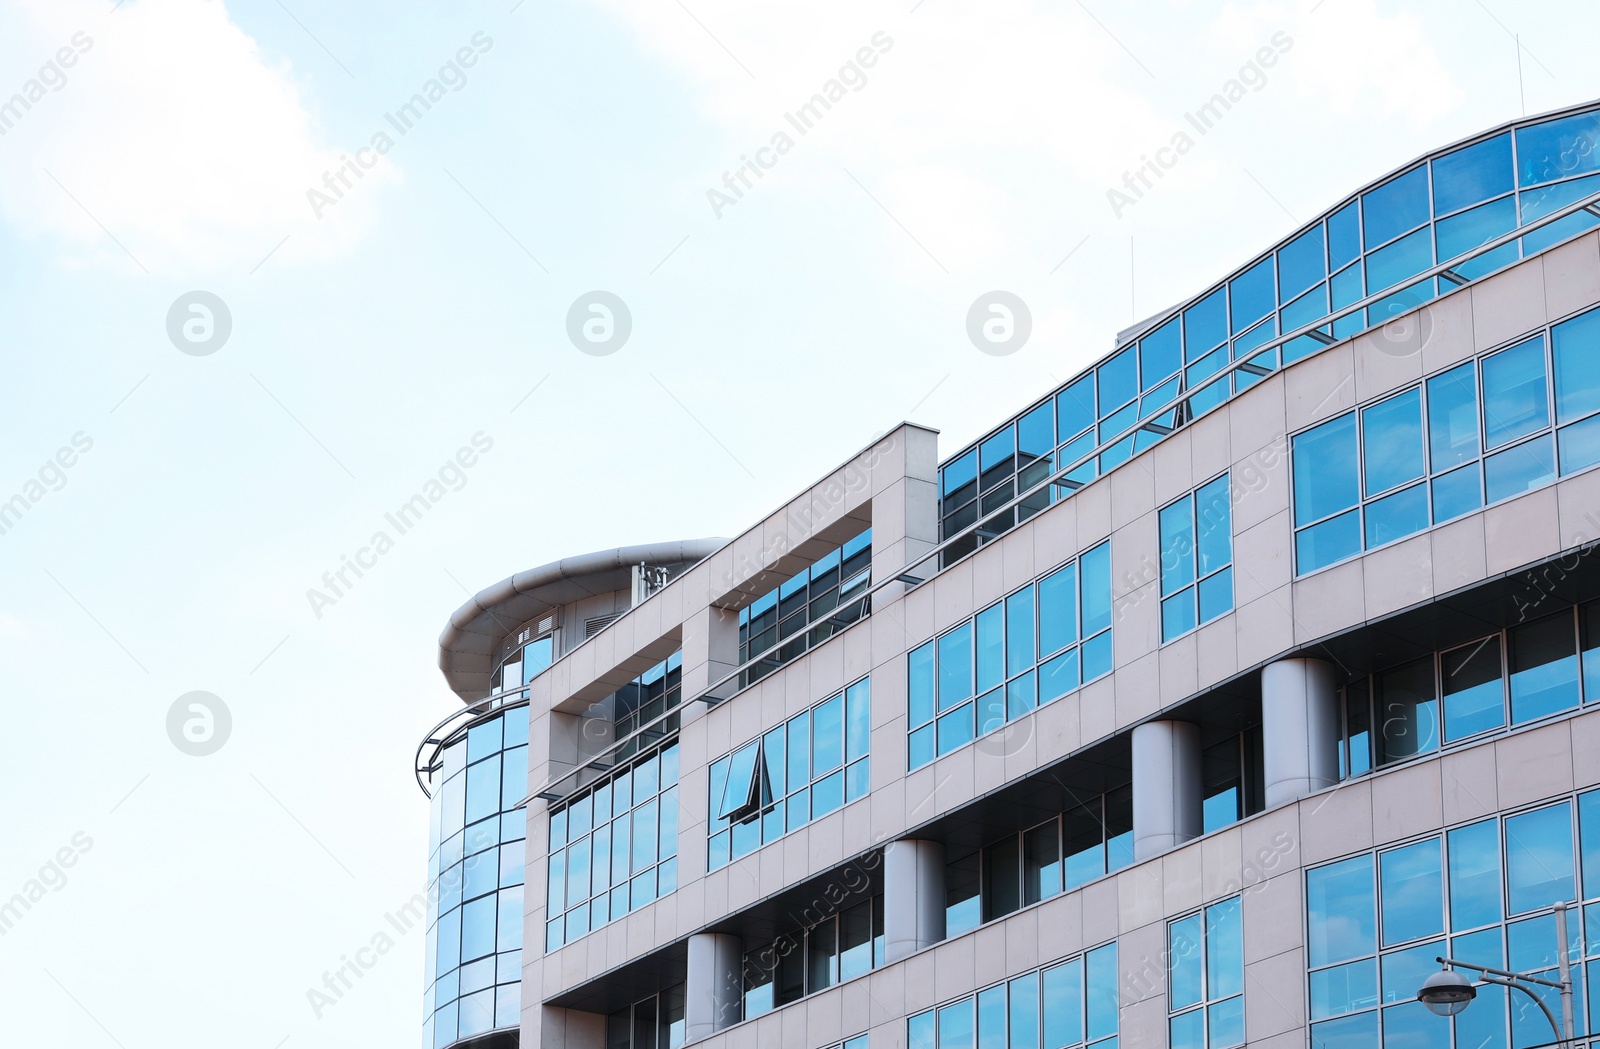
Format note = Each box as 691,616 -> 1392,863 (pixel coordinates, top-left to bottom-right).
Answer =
1416,901 -> 1576,1046
1417,969 -> 1475,1016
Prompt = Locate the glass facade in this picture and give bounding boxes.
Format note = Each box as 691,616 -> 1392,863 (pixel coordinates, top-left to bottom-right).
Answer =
742,893 -> 885,1019
425,705 -> 529,1049
546,736 -> 680,952
944,786 -> 1133,939
613,651 -> 682,761
739,529 -> 871,687
909,541 -> 1112,770
938,105 -> 1600,559
1168,897 -> 1245,1049
708,678 -> 870,870
1159,474 -> 1234,642
907,942 -> 1120,1049
1291,303 -> 1600,574
1306,789 -> 1600,1048
606,986 -> 686,1049
1337,599 -> 1600,777
493,633 -> 554,694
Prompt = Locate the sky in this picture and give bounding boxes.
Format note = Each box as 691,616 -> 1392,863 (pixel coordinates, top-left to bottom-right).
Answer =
0,0 -> 1596,1045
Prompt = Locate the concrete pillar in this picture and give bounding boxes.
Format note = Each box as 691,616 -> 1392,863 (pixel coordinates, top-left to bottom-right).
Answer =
685,932 -> 743,1042
1261,657 -> 1341,808
1132,720 -> 1203,862
884,838 -> 946,962
681,605 -> 741,705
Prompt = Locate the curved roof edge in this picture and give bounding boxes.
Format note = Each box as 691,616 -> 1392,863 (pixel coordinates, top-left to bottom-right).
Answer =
437,538 -> 728,701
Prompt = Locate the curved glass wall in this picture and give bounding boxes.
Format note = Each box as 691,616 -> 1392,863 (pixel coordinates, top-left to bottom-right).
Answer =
424,704 -> 529,1049
939,103 -> 1600,561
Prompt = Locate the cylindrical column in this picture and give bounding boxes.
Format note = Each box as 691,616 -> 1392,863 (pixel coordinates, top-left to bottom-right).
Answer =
684,932 -> 743,1042
883,838 -> 946,963
1261,657 -> 1341,809
1132,720 -> 1203,862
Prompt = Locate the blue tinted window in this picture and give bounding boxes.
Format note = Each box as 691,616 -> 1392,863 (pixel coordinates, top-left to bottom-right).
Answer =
1196,476 -> 1231,576
1517,111 -> 1600,186
1281,282 -> 1329,334
1310,959 -> 1377,1020
813,694 -> 844,774
1427,363 -> 1480,469
1482,337 -> 1550,449
1485,434 -> 1555,503
1363,166 -> 1430,247
1184,288 -> 1228,359
1207,897 -> 1243,999
1441,636 -> 1504,742
1364,484 -> 1428,548
1509,613 -> 1579,725
1379,839 -> 1443,946
1505,802 -> 1574,915
975,604 -> 1003,693
1169,913 -> 1203,1008
943,449 -> 976,502
1308,856 -> 1376,966
1058,375 -> 1095,439
1432,464 -> 1482,522
1006,586 -> 1035,676
1038,563 -> 1077,656
979,428 -> 1015,489
1448,818 -> 1502,930
1018,401 -> 1054,461
1278,225 -> 1326,300
1329,262 -> 1364,334
1160,497 -> 1195,596
1365,227 -> 1433,294
1581,790 -> 1600,899
1362,389 -> 1424,495
910,642 -> 934,727
1562,415 -> 1600,474
1085,943 -> 1118,1041
1520,171 -> 1600,255
938,623 -> 974,710
1328,202 -> 1362,271
938,1000 -> 974,1049
1230,256 -> 1276,335
1436,195 -> 1517,265
1432,133 -> 1514,214
1294,413 -> 1360,525
1098,347 -> 1137,412
1553,307 -> 1600,424
1041,958 -> 1084,1048
1297,510 -> 1361,574
1141,317 -> 1182,389
1080,542 -> 1111,637
1311,1011 -> 1378,1048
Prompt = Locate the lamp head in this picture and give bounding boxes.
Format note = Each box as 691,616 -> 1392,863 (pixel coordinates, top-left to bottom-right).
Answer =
1418,969 -> 1476,1017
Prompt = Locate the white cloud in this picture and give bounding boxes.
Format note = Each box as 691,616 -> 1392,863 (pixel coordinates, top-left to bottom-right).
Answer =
0,0 -> 396,272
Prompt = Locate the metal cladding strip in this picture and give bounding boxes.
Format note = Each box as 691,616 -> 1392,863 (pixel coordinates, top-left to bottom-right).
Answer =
435,538 -> 729,701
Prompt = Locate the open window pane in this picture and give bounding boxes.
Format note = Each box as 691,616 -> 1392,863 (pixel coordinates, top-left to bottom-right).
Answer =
718,740 -> 761,820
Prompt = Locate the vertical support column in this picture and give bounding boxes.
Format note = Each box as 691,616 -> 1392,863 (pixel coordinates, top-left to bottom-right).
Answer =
867,425 -> 941,613
685,932 -> 743,1042
884,838 -> 946,962
1261,657 -> 1340,808
1132,720 -> 1203,862
681,604 -> 741,706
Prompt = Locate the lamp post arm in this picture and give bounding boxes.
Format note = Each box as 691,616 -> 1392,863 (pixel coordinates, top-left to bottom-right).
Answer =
1475,975 -> 1565,1045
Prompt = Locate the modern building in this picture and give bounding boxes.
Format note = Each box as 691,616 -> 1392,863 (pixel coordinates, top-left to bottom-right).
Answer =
417,99 -> 1600,1049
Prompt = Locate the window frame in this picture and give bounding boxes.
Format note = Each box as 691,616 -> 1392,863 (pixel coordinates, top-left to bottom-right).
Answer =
1290,304 -> 1600,578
